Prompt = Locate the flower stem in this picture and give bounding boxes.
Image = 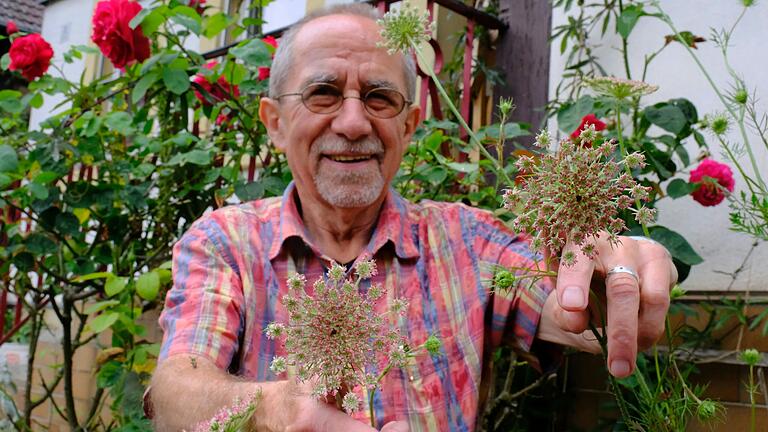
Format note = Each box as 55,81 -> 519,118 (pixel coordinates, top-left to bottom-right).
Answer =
616,105 -> 650,237
412,47 -> 514,186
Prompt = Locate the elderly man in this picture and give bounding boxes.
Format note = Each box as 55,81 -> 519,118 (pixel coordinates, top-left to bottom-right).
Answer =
151,4 -> 676,431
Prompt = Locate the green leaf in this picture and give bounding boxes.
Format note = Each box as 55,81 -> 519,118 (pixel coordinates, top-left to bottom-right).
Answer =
557,95 -> 594,133
446,162 -> 478,174
0,90 -> 23,113
203,12 -> 231,38
33,171 -> 59,185
27,182 -> 48,200
73,271 -> 114,282
162,67 -> 190,95
25,233 -> 57,255
616,5 -> 644,39
96,360 -> 123,388
170,6 -> 202,35
105,276 -> 128,297
28,92 -> 44,109
140,9 -> 167,36
129,8 -> 152,30
649,226 -> 704,266
105,111 -> 134,135
644,104 -> 687,135
0,173 -> 11,189
0,53 -> 9,70
235,181 -> 265,201
132,72 -> 160,104
55,212 -> 81,236
0,145 -> 18,173
136,271 -> 160,301
230,38 -> 272,67
666,179 -> 696,198
88,312 -> 119,333
84,300 -> 121,315
222,61 -> 247,86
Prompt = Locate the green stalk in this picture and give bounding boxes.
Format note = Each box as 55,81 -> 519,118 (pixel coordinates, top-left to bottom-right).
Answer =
651,2 -> 767,191
749,363 -> 756,432
412,47 -> 515,186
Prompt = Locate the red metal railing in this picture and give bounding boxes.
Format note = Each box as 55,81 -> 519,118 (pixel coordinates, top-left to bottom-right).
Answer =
0,0 -> 505,346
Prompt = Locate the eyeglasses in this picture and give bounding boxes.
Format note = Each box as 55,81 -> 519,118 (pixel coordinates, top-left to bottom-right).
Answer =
276,83 -> 411,119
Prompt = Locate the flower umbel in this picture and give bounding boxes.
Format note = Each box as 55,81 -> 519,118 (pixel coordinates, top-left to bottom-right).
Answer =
503,135 -> 652,261
266,260 -> 406,413
584,76 -> 659,100
377,3 -> 434,55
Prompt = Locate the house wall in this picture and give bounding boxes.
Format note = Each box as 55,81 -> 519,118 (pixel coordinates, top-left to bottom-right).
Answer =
549,0 -> 768,292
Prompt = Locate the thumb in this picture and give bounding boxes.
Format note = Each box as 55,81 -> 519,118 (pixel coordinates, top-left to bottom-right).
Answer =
380,421 -> 409,432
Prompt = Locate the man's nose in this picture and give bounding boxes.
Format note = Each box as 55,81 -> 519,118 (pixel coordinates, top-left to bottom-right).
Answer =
329,97 -> 373,141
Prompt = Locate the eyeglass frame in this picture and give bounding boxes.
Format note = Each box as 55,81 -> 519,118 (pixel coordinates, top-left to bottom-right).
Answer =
274,82 -> 413,119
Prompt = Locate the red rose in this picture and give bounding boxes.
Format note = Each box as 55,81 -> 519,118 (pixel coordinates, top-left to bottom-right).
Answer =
570,113 -> 607,144
258,36 -> 278,81
193,60 -> 240,106
9,34 -> 54,81
689,158 -> 735,206
188,0 -> 206,15
91,0 -> 151,70
6,20 -> 19,35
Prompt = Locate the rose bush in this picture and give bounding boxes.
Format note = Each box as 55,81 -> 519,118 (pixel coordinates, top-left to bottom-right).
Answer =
91,0 -> 151,69
689,158 -> 735,206
8,33 -> 53,80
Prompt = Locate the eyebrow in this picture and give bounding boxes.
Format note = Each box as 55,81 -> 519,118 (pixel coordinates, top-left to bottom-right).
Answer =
300,73 -> 338,88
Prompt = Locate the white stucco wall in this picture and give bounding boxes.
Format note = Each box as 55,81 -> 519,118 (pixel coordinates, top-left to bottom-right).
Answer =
549,1 -> 768,291
29,0 -> 95,129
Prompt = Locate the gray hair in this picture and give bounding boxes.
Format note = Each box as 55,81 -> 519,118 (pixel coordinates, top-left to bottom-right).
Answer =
268,3 -> 417,102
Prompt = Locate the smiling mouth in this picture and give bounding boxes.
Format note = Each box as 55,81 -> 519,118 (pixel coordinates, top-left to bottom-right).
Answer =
324,154 -> 377,163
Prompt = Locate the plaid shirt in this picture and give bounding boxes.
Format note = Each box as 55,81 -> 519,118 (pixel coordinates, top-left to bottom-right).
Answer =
159,183 -> 552,431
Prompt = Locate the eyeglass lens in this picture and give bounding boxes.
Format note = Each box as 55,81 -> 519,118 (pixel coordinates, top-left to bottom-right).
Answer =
301,83 -> 406,118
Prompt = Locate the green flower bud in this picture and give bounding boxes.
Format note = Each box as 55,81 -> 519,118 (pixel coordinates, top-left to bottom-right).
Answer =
696,399 -> 718,421
424,335 -> 442,355
742,0 -> 756,7
670,284 -> 686,300
734,88 -> 749,105
493,270 -> 517,290
498,97 -> 515,116
741,348 -> 761,366
709,113 -> 730,136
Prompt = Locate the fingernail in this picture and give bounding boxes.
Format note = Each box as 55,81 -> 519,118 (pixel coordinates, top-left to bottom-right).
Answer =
610,359 -> 631,376
562,286 -> 584,308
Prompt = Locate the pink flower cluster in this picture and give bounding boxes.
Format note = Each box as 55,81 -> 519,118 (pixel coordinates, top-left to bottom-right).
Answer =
504,127 -> 653,264
192,394 -> 258,432
689,158 -> 735,207
265,259 -> 407,413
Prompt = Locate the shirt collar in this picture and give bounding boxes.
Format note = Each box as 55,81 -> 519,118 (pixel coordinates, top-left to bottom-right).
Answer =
268,182 -> 420,261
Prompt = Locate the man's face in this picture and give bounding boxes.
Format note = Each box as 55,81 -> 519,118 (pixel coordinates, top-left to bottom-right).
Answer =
259,14 -> 420,209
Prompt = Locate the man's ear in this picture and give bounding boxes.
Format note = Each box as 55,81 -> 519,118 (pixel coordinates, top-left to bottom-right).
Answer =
400,104 -> 421,155
259,97 -> 287,152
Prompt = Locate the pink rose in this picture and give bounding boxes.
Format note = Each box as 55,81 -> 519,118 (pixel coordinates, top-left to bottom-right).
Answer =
570,113 -> 607,145
91,0 -> 151,69
6,20 -> 19,35
258,35 -> 278,81
188,0 -> 206,15
689,158 -> 735,206
192,60 -> 240,106
9,34 -> 54,81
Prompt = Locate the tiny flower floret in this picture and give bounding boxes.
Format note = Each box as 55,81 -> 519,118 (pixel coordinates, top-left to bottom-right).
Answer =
342,392 -> 361,413
377,2 -> 434,55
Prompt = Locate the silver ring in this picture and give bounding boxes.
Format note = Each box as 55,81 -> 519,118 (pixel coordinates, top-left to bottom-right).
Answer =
606,265 -> 639,282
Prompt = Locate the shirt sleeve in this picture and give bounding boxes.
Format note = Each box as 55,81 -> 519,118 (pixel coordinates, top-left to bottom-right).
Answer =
157,215 -> 244,371
470,208 -> 554,371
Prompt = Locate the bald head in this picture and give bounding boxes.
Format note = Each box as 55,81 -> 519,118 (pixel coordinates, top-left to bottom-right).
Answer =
268,4 -> 417,101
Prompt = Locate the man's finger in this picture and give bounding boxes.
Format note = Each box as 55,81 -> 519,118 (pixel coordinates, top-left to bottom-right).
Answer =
605,266 -> 640,378
636,248 -> 675,350
555,240 -> 596,311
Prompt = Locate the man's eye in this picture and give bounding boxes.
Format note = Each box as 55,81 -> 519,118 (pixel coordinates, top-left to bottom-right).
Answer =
305,85 -> 341,107
365,90 -> 397,110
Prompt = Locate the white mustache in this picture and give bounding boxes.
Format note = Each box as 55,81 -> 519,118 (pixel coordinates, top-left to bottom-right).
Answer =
311,134 -> 384,156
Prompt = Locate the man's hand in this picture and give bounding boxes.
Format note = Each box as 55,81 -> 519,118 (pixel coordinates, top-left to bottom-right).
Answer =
539,234 -> 677,378
264,380 -> 408,432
